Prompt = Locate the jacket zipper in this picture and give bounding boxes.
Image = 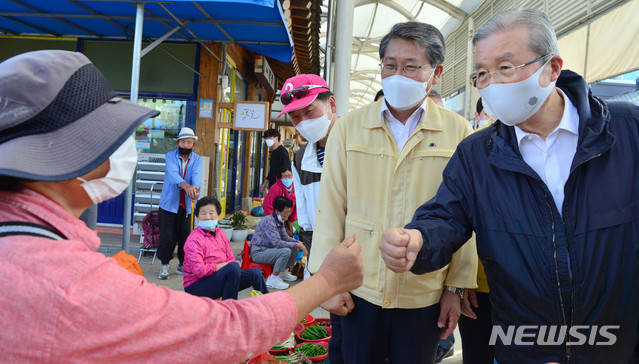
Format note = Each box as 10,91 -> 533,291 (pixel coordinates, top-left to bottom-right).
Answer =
558,153 -> 601,363
544,191 -> 571,363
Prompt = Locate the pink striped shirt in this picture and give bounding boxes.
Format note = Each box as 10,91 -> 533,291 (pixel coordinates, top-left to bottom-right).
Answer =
0,187 -> 298,363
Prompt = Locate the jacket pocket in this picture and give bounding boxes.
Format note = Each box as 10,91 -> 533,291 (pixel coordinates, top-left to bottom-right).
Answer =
574,203 -> 639,234
344,214 -> 380,291
411,148 -> 455,159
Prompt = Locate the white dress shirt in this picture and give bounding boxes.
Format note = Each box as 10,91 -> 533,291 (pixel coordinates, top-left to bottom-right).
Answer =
380,98 -> 427,150
515,90 -> 579,216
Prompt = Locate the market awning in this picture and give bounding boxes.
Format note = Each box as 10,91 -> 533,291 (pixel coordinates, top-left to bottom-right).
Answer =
1,0 -> 294,251
0,0 -> 294,62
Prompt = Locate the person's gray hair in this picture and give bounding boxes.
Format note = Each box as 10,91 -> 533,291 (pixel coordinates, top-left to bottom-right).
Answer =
379,22 -> 445,67
473,8 -> 559,58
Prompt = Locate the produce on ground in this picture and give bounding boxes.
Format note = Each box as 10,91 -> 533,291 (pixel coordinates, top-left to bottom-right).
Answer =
275,352 -> 311,364
300,325 -> 329,340
294,343 -> 328,358
270,332 -> 296,350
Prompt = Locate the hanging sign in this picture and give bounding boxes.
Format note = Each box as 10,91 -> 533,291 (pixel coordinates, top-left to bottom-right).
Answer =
254,55 -> 276,93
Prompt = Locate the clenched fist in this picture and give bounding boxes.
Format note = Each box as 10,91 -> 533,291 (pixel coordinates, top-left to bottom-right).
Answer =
379,228 -> 423,273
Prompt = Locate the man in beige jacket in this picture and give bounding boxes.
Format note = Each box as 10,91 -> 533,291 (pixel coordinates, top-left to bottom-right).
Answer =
308,22 -> 477,363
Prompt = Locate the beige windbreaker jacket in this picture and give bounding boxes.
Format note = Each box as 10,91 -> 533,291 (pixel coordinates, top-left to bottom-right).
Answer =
309,98 -> 478,309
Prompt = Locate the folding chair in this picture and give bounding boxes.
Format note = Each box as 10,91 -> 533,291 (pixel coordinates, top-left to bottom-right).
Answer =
240,238 -> 273,279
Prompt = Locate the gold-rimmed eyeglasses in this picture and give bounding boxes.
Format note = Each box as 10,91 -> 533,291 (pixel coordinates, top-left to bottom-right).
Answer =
470,54 -> 553,88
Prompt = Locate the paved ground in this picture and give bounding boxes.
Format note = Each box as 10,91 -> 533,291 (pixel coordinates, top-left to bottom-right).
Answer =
96,224 -> 462,363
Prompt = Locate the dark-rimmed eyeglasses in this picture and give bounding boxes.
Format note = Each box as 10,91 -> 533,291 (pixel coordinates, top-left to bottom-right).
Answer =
470,54 -> 553,88
379,62 -> 430,77
280,85 -> 330,105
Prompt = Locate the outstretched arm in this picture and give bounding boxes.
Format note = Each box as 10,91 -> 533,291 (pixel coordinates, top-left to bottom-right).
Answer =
380,148 -> 475,274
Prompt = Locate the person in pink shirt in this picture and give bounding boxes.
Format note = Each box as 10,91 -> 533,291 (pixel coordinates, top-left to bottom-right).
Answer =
184,196 -> 268,300
0,50 -> 364,363
262,167 -> 297,234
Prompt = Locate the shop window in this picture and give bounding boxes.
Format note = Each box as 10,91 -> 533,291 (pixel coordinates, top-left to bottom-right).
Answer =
134,98 -> 187,155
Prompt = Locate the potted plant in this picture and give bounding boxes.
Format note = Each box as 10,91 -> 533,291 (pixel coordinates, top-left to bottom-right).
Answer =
230,211 -> 248,242
218,218 -> 234,241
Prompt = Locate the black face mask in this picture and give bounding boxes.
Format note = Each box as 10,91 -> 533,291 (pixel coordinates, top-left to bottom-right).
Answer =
178,147 -> 192,156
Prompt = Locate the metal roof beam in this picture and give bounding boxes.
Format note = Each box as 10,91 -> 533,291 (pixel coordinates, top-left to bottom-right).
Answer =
354,0 -> 413,20
0,12 -> 283,26
142,7 -> 191,40
191,1 -> 234,42
422,0 -> 466,22
0,15 -> 60,36
157,3 -> 222,63
8,0 -> 102,37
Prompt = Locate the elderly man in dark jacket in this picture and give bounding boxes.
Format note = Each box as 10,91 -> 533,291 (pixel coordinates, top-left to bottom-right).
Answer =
380,8 -> 639,364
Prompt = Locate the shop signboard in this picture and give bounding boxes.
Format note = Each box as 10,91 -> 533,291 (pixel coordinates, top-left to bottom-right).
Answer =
199,98 -> 214,119
233,101 -> 269,131
254,55 -> 276,94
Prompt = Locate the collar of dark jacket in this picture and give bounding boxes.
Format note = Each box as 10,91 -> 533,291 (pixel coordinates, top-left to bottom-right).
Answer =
205,227 -> 217,238
271,212 -> 284,227
488,69 -> 615,174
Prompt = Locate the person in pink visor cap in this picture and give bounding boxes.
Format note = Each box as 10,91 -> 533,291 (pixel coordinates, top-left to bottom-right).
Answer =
278,74 -> 343,362
278,74 -> 338,260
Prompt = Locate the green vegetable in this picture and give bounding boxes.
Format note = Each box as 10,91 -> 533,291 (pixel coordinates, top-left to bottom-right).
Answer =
294,343 -> 328,357
275,352 -> 311,364
300,325 -> 329,340
270,332 -> 296,350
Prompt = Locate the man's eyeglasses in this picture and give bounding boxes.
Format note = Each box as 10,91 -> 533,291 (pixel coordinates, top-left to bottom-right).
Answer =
470,54 -> 553,88
380,62 -> 430,77
280,85 -> 330,105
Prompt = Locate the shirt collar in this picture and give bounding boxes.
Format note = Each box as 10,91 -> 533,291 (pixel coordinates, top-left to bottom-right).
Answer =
380,97 -> 428,125
515,88 -> 579,145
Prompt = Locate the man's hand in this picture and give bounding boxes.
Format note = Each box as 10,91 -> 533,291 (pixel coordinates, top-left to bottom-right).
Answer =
181,182 -> 200,200
297,241 -> 308,257
438,289 -> 462,339
461,288 -> 478,319
314,234 -> 363,296
320,293 -> 354,316
379,228 -> 423,272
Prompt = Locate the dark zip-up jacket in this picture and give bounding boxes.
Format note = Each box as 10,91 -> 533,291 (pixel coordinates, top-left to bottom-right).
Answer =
406,70 -> 639,364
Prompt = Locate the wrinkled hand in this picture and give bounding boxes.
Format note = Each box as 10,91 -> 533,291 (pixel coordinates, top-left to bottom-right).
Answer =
461,288 -> 478,319
438,289 -> 462,339
216,262 -> 228,271
379,228 -> 423,273
315,234 -> 363,296
320,292 -> 354,316
297,241 -> 308,257
183,182 -> 199,200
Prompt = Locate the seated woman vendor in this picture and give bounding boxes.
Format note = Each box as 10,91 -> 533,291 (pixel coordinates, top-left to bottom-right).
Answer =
250,196 -> 308,290
183,196 -> 268,300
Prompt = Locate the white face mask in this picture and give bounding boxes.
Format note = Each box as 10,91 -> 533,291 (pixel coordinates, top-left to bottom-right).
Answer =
381,70 -> 435,111
295,112 -> 331,144
77,137 -> 137,204
478,60 -> 555,126
477,118 -> 491,128
265,138 -> 275,148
